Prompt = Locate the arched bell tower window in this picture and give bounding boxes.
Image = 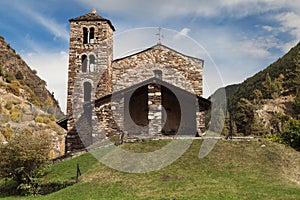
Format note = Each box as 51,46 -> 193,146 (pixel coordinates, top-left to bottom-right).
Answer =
84,82 -> 92,102
83,27 -> 88,44
81,55 -> 87,72
89,55 -> 95,72
83,27 -> 95,44
89,27 -> 95,44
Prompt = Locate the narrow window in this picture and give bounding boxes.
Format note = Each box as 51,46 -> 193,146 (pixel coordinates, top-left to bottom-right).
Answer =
83,27 -> 88,44
82,55 -> 87,72
84,82 -> 92,102
89,55 -> 95,72
89,27 -> 95,44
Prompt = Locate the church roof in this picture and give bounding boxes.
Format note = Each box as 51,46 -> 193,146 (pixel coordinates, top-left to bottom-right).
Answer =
57,77 -> 210,130
113,43 -> 203,63
95,77 -> 211,110
69,9 -> 115,31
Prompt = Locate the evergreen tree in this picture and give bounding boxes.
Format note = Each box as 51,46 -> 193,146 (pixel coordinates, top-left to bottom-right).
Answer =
251,114 -> 267,135
222,111 -> 230,136
235,98 -> 254,135
253,89 -> 263,104
262,72 -> 279,99
293,58 -> 300,116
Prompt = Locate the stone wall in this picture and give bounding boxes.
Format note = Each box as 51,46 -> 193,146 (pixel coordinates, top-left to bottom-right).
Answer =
67,20 -> 113,117
111,44 -> 203,97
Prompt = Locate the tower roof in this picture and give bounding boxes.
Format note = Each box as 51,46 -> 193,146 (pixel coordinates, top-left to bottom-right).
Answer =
69,9 -> 115,31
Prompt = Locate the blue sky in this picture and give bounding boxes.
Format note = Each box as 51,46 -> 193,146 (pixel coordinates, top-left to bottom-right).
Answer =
0,0 -> 299,113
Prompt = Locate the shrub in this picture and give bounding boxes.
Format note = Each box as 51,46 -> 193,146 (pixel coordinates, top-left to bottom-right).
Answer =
35,115 -> 44,123
50,115 -> 56,121
264,133 -> 283,143
6,81 -> 20,96
4,72 -> 15,83
10,108 -> 21,122
42,116 -> 51,124
29,97 -> 44,107
0,130 -> 52,195
1,126 -> 14,140
281,118 -> 300,150
15,71 -> 24,80
21,85 -> 34,97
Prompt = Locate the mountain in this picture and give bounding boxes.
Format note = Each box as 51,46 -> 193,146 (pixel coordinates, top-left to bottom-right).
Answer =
210,41 -> 300,136
0,36 -> 65,158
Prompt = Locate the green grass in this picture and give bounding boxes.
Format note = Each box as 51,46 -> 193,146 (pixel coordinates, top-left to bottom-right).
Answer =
1,139 -> 300,199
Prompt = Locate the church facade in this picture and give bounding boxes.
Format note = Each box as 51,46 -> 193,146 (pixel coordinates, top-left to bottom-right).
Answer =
58,9 -> 210,153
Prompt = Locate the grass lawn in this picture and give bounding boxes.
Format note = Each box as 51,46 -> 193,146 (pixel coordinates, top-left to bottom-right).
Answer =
1,139 -> 300,199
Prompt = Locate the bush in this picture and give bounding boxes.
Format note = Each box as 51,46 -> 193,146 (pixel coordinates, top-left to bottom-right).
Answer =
4,72 -> 15,83
1,126 -> 14,140
15,71 -> 24,80
281,118 -> 300,150
6,81 -> 20,96
42,116 -> 51,124
0,130 -> 52,195
10,108 -> 21,122
35,115 -> 44,123
264,133 -> 283,143
50,115 -> 56,121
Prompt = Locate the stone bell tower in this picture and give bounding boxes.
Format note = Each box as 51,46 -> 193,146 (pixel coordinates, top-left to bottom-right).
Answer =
65,9 -> 115,152
67,8 -> 115,116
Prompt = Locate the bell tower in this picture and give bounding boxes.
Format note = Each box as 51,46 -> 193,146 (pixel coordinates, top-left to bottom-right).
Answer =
65,9 -> 115,152
67,8 -> 115,117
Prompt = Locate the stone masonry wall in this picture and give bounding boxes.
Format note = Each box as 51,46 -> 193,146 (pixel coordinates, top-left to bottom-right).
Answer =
67,20 -> 113,117
111,44 -> 203,97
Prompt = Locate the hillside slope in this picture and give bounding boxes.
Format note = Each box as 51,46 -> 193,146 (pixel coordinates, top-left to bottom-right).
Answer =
0,36 -> 63,116
1,139 -> 299,199
210,41 -> 300,136
0,36 -> 65,158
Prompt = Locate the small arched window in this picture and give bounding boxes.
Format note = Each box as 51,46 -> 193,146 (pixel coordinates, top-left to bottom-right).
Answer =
89,27 -> 95,44
83,27 -> 88,44
84,82 -> 92,102
81,55 -> 87,72
89,55 -> 95,72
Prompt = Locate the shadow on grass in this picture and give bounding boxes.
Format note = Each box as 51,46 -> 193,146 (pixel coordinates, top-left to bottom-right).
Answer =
40,181 -> 75,195
0,179 -> 75,197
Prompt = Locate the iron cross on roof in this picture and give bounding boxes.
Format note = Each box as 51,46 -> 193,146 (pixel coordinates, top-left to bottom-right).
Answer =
156,27 -> 164,44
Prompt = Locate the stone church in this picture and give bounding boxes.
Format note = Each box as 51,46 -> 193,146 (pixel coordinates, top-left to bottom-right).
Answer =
58,9 -> 211,153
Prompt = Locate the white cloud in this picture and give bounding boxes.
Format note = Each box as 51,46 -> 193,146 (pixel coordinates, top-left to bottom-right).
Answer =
174,28 -> 191,40
262,25 -> 273,32
75,0 -> 296,19
22,51 -> 68,113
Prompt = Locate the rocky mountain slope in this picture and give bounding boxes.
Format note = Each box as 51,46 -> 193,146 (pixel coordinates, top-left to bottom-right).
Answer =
0,36 -> 65,158
210,41 -> 300,136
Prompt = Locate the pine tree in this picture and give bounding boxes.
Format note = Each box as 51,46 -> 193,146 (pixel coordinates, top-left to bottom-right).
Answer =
262,72 -> 279,99
222,111 -> 230,136
293,53 -> 300,116
235,98 -> 254,135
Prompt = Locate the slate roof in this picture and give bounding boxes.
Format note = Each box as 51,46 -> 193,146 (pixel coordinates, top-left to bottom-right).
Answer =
57,77 -> 211,130
113,43 -> 203,63
69,9 -> 115,31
